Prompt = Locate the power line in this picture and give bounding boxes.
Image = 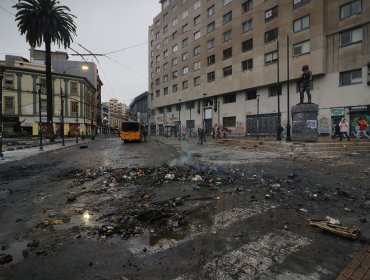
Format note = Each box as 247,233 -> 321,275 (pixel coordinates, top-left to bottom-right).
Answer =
0,5 -> 15,16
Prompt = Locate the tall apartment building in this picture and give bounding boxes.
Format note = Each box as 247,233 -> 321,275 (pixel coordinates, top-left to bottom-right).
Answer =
148,0 -> 370,137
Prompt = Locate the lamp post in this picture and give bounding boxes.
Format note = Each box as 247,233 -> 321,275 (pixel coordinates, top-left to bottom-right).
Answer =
60,86 -> 65,146
277,38 -> 282,141
202,93 -> 207,142
0,68 -> 4,160
257,94 -> 260,140
37,83 -> 44,151
76,102 -> 79,143
286,35 -> 292,141
217,101 -> 220,124
178,99 -> 181,140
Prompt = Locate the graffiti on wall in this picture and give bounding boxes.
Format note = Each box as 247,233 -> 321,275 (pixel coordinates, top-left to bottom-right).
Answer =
318,116 -> 330,135
350,114 -> 370,138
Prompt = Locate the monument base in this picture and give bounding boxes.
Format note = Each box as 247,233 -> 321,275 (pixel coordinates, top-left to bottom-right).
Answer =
291,103 -> 319,142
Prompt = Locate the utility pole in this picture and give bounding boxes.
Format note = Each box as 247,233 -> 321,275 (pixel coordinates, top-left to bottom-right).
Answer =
286,35 -> 292,141
37,83 -> 44,151
0,68 -> 4,160
277,38 -> 281,140
60,86 -> 65,146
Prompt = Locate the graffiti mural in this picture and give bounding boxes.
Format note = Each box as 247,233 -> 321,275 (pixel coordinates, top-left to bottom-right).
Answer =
318,116 -> 330,135
350,114 -> 370,138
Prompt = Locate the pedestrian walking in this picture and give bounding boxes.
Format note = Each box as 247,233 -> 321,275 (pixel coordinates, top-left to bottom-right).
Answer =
339,118 -> 350,141
198,128 -> 203,145
331,122 -> 341,140
356,118 -> 370,140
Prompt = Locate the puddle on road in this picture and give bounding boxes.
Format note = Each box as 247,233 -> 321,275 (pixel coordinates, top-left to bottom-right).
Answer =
54,211 -> 97,230
1,240 -> 28,265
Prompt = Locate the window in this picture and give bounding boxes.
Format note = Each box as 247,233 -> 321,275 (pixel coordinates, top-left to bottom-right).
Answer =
182,24 -> 189,33
340,0 -> 361,19
163,25 -> 168,33
242,58 -> 253,70
223,47 -> 232,60
268,84 -> 282,97
265,6 -> 278,21
156,55 -> 160,62
194,30 -> 201,40
186,101 -> 195,109
70,81 -> 78,95
172,17 -> 178,27
158,107 -> 163,114
194,76 -> 201,86
194,15 -> 201,26
293,40 -> 310,56
194,61 -> 201,71
242,19 -> 253,33
340,27 -> 362,46
242,39 -> 253,52
194,0 -> 200,10
224,93 -> 236,103
4,74 -> 14,89
340,69 -> 362,85
172,44 -> 178,53
155,19 -> 160,27
163,50 -> 169,58
223,30 -> 232,42
265,50 -> 278,64
293,15 -> 310,32
223,66 -> 232,77
265,28 -> 278,43
246,89 -> 257,100
223,11 -> 232,24
173,70 -> 178,78
242,0 -> 253,13
167,105 -> 172,112
156,66 -> 161,74
223,116 -> 236,127
172,84 -> 178,92
207,71 -> 215,82
207,38 -> 215,49
71,101 -> 78,114
163,62 -> 168,70
182,66 -> 189,75
182,38 -> 189,47
164,87 -> 169,95
172,57 -> 178,66
207,54 -> 215,66
293,0 -> 310,9
224,0 -> 232,6
172,31 -> 177,39
172,4 -> 178,12
156,78 -> 160,85
156,90 -> 161,97
207,21 -> 215,33
155,43 -> 160,50
182,52 -> 189,61
163,37 -> 169,45
163,75 -> 169,83
163,12 -> 168,21
182,80 -> 188,89
5,96 -> 14,111
156,32 -> 160,39
207,5 -> 215,16
182,10 -> 189,19
194,45 -> 201,56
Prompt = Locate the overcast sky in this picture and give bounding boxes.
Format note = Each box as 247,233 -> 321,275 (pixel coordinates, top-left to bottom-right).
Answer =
0,0 -> 161,105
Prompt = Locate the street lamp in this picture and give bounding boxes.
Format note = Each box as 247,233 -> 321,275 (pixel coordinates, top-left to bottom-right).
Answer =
286,35 -> 291,141
202,93 -> 207,143
178,99 -> 181,140
256,94 -> 260,140
0,68 -> 4,160
76,102 -> 79,143
277,38 -> 282,141
37,83 -> 44,151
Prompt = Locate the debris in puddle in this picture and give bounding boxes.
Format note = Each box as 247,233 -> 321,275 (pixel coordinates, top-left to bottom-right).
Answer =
309,219 -> 361,240
191,175 -> 203,181
325,216 -> 340,225
299,208 -> 308,213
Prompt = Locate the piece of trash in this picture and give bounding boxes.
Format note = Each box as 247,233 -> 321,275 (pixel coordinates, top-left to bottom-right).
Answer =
165,174 -> 175,180
191,175 -> 203,181
309,219 -> 361,240
299,208 -> 308,213
325,216 -> 340,225
344,207 -> 353,212
214,196 -> 221,200
288,173 -> 296,179
265,194 -> 273,200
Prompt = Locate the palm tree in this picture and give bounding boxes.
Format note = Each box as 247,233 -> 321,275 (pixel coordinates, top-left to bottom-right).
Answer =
14,0 -> 77,140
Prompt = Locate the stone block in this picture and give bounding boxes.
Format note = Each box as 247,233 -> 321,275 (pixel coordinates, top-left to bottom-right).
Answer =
291,103 -> 319,142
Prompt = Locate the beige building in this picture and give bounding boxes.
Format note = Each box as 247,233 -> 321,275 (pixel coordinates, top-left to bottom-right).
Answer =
148,0 -> 370,137
0,56 -> 97,137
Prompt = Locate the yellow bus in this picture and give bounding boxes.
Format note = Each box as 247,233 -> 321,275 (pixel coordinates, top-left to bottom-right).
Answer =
120,121 -> 143,142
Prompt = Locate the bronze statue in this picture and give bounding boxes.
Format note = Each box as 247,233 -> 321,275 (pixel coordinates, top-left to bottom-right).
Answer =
299,65 -> 313,104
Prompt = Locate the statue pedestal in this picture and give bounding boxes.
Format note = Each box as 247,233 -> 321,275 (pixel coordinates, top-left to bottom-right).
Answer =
291,103 -> 319,142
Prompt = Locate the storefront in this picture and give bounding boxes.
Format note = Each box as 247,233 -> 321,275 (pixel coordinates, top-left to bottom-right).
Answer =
348,106 -> 370,138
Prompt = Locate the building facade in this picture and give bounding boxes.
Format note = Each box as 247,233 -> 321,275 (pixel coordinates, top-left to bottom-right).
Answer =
0,56 -> 97,137
148,0 -> 370,137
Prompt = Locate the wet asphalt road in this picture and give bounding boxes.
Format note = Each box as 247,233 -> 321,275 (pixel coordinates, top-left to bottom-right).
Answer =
0,137 -> 369,280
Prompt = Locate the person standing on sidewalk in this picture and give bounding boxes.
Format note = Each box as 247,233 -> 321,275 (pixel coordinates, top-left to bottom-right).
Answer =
356,118 -> 370,140
331,122 -> 341,140
339,118 -> 350,141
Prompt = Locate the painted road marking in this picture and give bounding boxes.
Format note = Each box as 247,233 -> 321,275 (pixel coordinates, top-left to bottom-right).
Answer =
127,204 -> 275,256
174,231 -> 311,280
